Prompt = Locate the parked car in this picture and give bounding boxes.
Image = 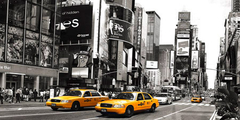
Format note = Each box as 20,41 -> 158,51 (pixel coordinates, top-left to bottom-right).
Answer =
154,93 -> 173,104
46,89 -> 109,111
95,92 -> 159,117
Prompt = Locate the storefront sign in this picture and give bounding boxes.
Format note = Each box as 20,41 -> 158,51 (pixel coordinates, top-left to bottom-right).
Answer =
224,76 -> 233,80
0,65 -> 11,70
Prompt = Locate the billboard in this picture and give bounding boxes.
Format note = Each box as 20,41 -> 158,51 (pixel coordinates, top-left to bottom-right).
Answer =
178,12 -> 190,21
175,56 -> 189,77
177,39 -> 189,56
170,51 -> 174,68
108,18 -> 133,45
146,61 -> 158,69
61,5 -> 92,44
191,51 -> 199,69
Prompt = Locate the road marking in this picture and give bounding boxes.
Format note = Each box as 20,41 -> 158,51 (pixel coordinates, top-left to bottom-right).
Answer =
153,106 -> 193,120
0,111 -> 80,118
18,108 -> 22,110
209,110 -> 217,120
81,117 -> 99,120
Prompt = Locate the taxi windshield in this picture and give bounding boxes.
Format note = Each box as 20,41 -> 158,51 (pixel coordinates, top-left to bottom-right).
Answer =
63,90 -> 82,96
155,94 -> 167,97
115,93 -> 134,100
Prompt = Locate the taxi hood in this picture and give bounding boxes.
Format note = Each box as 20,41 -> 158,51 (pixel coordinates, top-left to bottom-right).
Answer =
100,99 -> 133,104
51,96 -> 81,100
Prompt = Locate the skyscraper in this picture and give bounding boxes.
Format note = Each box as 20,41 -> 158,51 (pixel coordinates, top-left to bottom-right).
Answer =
146,11 -> 161,61
232,0 -> 240,12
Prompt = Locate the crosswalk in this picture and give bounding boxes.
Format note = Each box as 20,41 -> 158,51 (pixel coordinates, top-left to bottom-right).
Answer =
172,102 -> 215,107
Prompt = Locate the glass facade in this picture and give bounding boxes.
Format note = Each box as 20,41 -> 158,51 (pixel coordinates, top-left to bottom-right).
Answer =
0,0 -> 62,68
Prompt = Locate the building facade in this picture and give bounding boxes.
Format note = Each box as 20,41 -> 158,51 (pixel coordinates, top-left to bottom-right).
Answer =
0,0 -> 61,92
146,11 -> 160,61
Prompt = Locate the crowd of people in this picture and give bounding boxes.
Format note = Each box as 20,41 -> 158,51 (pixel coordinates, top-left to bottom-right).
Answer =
0,87 -> 50,104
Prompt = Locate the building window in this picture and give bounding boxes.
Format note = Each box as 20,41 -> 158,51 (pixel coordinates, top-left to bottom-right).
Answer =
8,0 -> 25,28
0,24 -> 5,61
42,8 -> 54,35
25,30 -> 39,65
40,35 -> 53,67
0,0 -> 7,23
26,3 -> 41,31
7,26 -> 24,63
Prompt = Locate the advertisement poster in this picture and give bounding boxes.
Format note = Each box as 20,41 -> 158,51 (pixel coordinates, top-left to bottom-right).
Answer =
177,39 -> 189,56
175,56 -> 189,77
0,24 -> 5,61
170,51 -> 174,68
108,18 -> 133,45
61,5 -> 92,44
191,51 -> 199,69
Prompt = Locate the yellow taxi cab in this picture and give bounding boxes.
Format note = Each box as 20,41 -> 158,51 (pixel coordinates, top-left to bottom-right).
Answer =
191,94 -> 202,103
46,89 -> 109,111
95,92 -> 159,117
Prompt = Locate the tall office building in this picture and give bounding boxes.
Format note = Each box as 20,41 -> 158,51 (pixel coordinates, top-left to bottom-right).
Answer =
146,11 -> 160,61
232,0 -> 240,12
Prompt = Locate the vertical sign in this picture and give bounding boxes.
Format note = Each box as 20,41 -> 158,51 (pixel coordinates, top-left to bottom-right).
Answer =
117,42 -> 123,80
191,51 -> 199,69
170,51 -> 174,68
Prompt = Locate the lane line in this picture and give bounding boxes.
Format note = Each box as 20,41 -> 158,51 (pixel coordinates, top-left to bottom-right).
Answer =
81,117 -> 99,120
0,111 -> 80,118
153,106 -> 193,120
209,110 -> 217,120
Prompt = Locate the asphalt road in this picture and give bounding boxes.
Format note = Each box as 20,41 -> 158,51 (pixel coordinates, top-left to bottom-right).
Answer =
0,97 -> 215,120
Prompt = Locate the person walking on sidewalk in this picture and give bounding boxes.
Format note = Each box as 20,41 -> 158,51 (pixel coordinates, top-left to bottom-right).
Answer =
33,89 -> 38,102
0,87 -> 3,104
16,88 -> 21,103
39,90 -> 45,102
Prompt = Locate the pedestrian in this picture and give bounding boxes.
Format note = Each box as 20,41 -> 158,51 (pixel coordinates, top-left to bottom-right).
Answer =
7,88 -> 13,103
11,87 -> 15,103
45,89 -> 50,101
0,88 -> 3,104
39,90 -> 45,102
16,88 -> 21,103
29,89 -> 33,101
33,89 -> 38,102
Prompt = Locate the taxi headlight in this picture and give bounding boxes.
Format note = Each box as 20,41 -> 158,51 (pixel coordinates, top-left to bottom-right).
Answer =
113,104 -> 125,108
96,103 -> 100,107
47,99 -> 51,102
61,100 -> 72,103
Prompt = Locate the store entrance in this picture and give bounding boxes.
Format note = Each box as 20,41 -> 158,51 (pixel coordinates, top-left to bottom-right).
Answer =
6,81 -> 16,89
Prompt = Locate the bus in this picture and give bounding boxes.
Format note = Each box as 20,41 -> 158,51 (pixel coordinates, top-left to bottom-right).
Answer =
161,85 -> 182,101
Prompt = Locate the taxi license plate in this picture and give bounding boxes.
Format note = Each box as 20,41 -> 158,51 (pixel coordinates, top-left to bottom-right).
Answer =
101,109 -> 107,112
51,103 -> 56,106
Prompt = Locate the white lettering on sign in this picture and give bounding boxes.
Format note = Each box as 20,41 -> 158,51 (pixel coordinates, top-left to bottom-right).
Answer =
0,66 -> 11,70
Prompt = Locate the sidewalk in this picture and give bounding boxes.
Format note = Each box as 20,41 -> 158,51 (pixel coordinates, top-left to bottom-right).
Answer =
0,99 -> 46,108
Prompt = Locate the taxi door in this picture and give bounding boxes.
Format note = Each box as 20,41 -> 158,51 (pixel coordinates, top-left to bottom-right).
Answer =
136,93 -> 146,110
143,93 -> 153,109
90,91 -> 101,105
82,91 -> 93,107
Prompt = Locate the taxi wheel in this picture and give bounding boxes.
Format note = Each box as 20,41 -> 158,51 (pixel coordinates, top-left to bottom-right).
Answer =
51,107 -> 58,111
149,104 -> 156,113
124,106 -> 134,118
71,102 -> 80,111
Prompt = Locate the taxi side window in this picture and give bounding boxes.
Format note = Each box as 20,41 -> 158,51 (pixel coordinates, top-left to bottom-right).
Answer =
143,93 -> 151,100
137,93 -> 144,100
84,91 -> 91,97
90,91 -> 100,96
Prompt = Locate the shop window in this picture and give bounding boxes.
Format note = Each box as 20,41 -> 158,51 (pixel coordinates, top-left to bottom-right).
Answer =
54,45 -> 59,68
43,0 -> 55,11
27,0 -> 41,4
39,77 -> 50,91
8,0 -> 25,28
42,8 -> 55,35
0,0 -> 7,23
7,26 -> 24,63
0,24 -> 5,61
40,42 -> 53,67
26,3 -> 41,31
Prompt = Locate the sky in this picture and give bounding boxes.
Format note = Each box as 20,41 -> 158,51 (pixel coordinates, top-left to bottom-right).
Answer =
135,0 -> 231,89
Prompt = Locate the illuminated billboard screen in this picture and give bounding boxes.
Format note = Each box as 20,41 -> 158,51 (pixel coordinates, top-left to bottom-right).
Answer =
61,5 -> 92,44
191,51 -> 199,69
177,39 -> 189,56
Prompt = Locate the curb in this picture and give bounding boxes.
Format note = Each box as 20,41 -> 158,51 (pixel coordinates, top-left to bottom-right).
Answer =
0,106 -> 49,111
